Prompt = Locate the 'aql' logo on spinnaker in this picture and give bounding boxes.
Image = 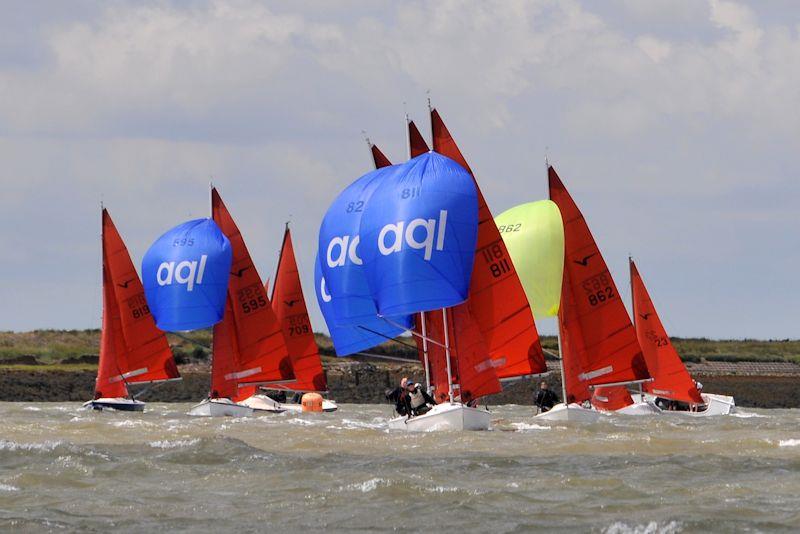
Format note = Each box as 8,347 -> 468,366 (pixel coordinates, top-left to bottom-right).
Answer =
156,255 -> 208,291
325,210 -> 448,268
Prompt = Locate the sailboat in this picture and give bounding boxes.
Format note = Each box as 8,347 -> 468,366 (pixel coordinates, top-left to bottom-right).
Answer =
630,259 -> 735,416
188,189 -> 295,416
85,209 -> 181,411
239,225 -> 338,413
372,111 -> 546,431
536,167 -> 657,421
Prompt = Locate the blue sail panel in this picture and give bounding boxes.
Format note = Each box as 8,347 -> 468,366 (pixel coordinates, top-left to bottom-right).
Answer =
359,151 -> 478,316
142,218 -> 232,331
318,165 -> 401,326
314,254 -> 409,356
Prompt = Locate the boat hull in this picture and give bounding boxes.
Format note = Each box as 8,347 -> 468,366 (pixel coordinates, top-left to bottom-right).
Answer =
82,398 -> 145,412
187,398 -> 254,417
615,399 -> 662,416
388,403 -> 491,432
643,392 -> 736,416
534,402 -> 601,422
238,394 -> 338,413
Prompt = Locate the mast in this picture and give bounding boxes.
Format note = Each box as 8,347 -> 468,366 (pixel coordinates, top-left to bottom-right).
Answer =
442,308 -> 454,403
428,97 -> 455,402
556,324 -> 567,405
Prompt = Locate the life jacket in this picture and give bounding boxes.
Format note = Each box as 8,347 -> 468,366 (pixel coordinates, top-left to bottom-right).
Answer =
409,387 -> 427,409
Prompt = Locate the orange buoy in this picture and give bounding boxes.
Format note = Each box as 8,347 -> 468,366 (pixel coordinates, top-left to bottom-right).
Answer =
301,392 -> 324,412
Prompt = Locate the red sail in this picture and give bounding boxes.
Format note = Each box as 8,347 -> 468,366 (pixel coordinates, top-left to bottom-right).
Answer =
431,109 -> 546,378
371,144 -> 392,169
557,267 -> 591,404
95,210 -> 179,399
270,227 -> 327,392
591,386 -> 634,411
631,259 -> 703,404
549,167 -> 649,396
211,188 -> 294,398
408,120 -> 430,157
424,308 -> 501,403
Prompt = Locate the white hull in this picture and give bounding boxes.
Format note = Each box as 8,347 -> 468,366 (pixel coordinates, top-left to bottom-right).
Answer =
388,403 -> 491,432
642,392 -> 736,417
238,394 -> 338,413
82,397 -> 145,412
187,398 -> 254,417
615,399 -> 662,416
534,402 -> 601,422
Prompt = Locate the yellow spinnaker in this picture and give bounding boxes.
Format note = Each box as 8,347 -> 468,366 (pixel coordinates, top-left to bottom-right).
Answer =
495,200 -> 564,318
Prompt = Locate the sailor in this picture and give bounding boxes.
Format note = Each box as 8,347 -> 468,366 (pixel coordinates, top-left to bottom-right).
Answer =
534,381 -> 559,413
404,381 -> 436,416
385,377 -> 410,416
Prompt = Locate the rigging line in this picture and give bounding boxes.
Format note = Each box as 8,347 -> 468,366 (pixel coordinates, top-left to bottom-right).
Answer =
355,325 -> 418,350
169,331 -> 211,349
379,315 -> 449,350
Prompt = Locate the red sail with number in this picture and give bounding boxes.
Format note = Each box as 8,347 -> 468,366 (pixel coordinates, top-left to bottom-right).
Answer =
631,259 -> 703,404
269,226 -> 327,392
431,109 -> 546,379
210,188 -> 294,400
95,209 -> 180,399
548,167 -> 649,403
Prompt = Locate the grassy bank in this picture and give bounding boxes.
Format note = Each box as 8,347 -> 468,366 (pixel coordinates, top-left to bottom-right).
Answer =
1,329 -> 799,367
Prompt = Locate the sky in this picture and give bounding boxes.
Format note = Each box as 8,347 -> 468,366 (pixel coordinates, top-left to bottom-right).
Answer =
0,0 -> 798,339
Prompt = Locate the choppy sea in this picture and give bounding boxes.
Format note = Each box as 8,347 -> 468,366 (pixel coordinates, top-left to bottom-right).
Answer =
1,403 -> 799,532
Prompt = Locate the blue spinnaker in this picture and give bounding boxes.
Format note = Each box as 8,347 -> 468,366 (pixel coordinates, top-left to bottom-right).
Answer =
359,151 -> 478,316
314,254 -> 409,356
142,218 -> 232,331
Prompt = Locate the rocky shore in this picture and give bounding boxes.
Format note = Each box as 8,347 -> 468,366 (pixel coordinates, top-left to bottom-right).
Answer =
1,359 -> 798,408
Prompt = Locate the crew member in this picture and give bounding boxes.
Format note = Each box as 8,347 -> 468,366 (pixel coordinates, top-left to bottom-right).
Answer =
404,381 -> 436,416
534,381 -> 559,413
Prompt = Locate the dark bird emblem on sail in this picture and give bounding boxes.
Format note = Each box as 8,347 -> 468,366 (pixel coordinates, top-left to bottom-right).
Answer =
117,279 -> 134,288
231,267 -> 250,277
284,299 -> 298,307
574,253 -> 596,267
639,312 -> 652,320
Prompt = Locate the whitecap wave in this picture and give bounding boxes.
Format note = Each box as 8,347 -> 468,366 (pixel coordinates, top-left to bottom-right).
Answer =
148,438 -> 200,449
604,520 -> 682,534
730,411 -> 766,419
342,477 -> 385,493
0,483 -> 19,492
510,422 -> 550,431
0,439 -> 63,452
778,438 -> 800,447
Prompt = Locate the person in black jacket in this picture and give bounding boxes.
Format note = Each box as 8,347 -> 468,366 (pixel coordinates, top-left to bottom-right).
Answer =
403,381 -> 436,417
385,377 -> 410,416
534,381 -> 559,413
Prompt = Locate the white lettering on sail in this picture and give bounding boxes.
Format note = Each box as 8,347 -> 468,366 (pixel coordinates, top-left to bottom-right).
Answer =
326,235 -> 362,268
378,210 -> 448,261
156,255 -> 208,292
319,276 -> 332,303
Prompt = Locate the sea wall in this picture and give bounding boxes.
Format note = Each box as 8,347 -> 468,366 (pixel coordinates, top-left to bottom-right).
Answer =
0,362 -> 798,408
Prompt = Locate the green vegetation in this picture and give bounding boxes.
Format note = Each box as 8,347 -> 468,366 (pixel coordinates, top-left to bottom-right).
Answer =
0,330 -> 799,369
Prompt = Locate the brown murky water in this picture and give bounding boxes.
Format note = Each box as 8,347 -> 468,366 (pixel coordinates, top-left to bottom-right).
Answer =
1,403 -> 799,532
